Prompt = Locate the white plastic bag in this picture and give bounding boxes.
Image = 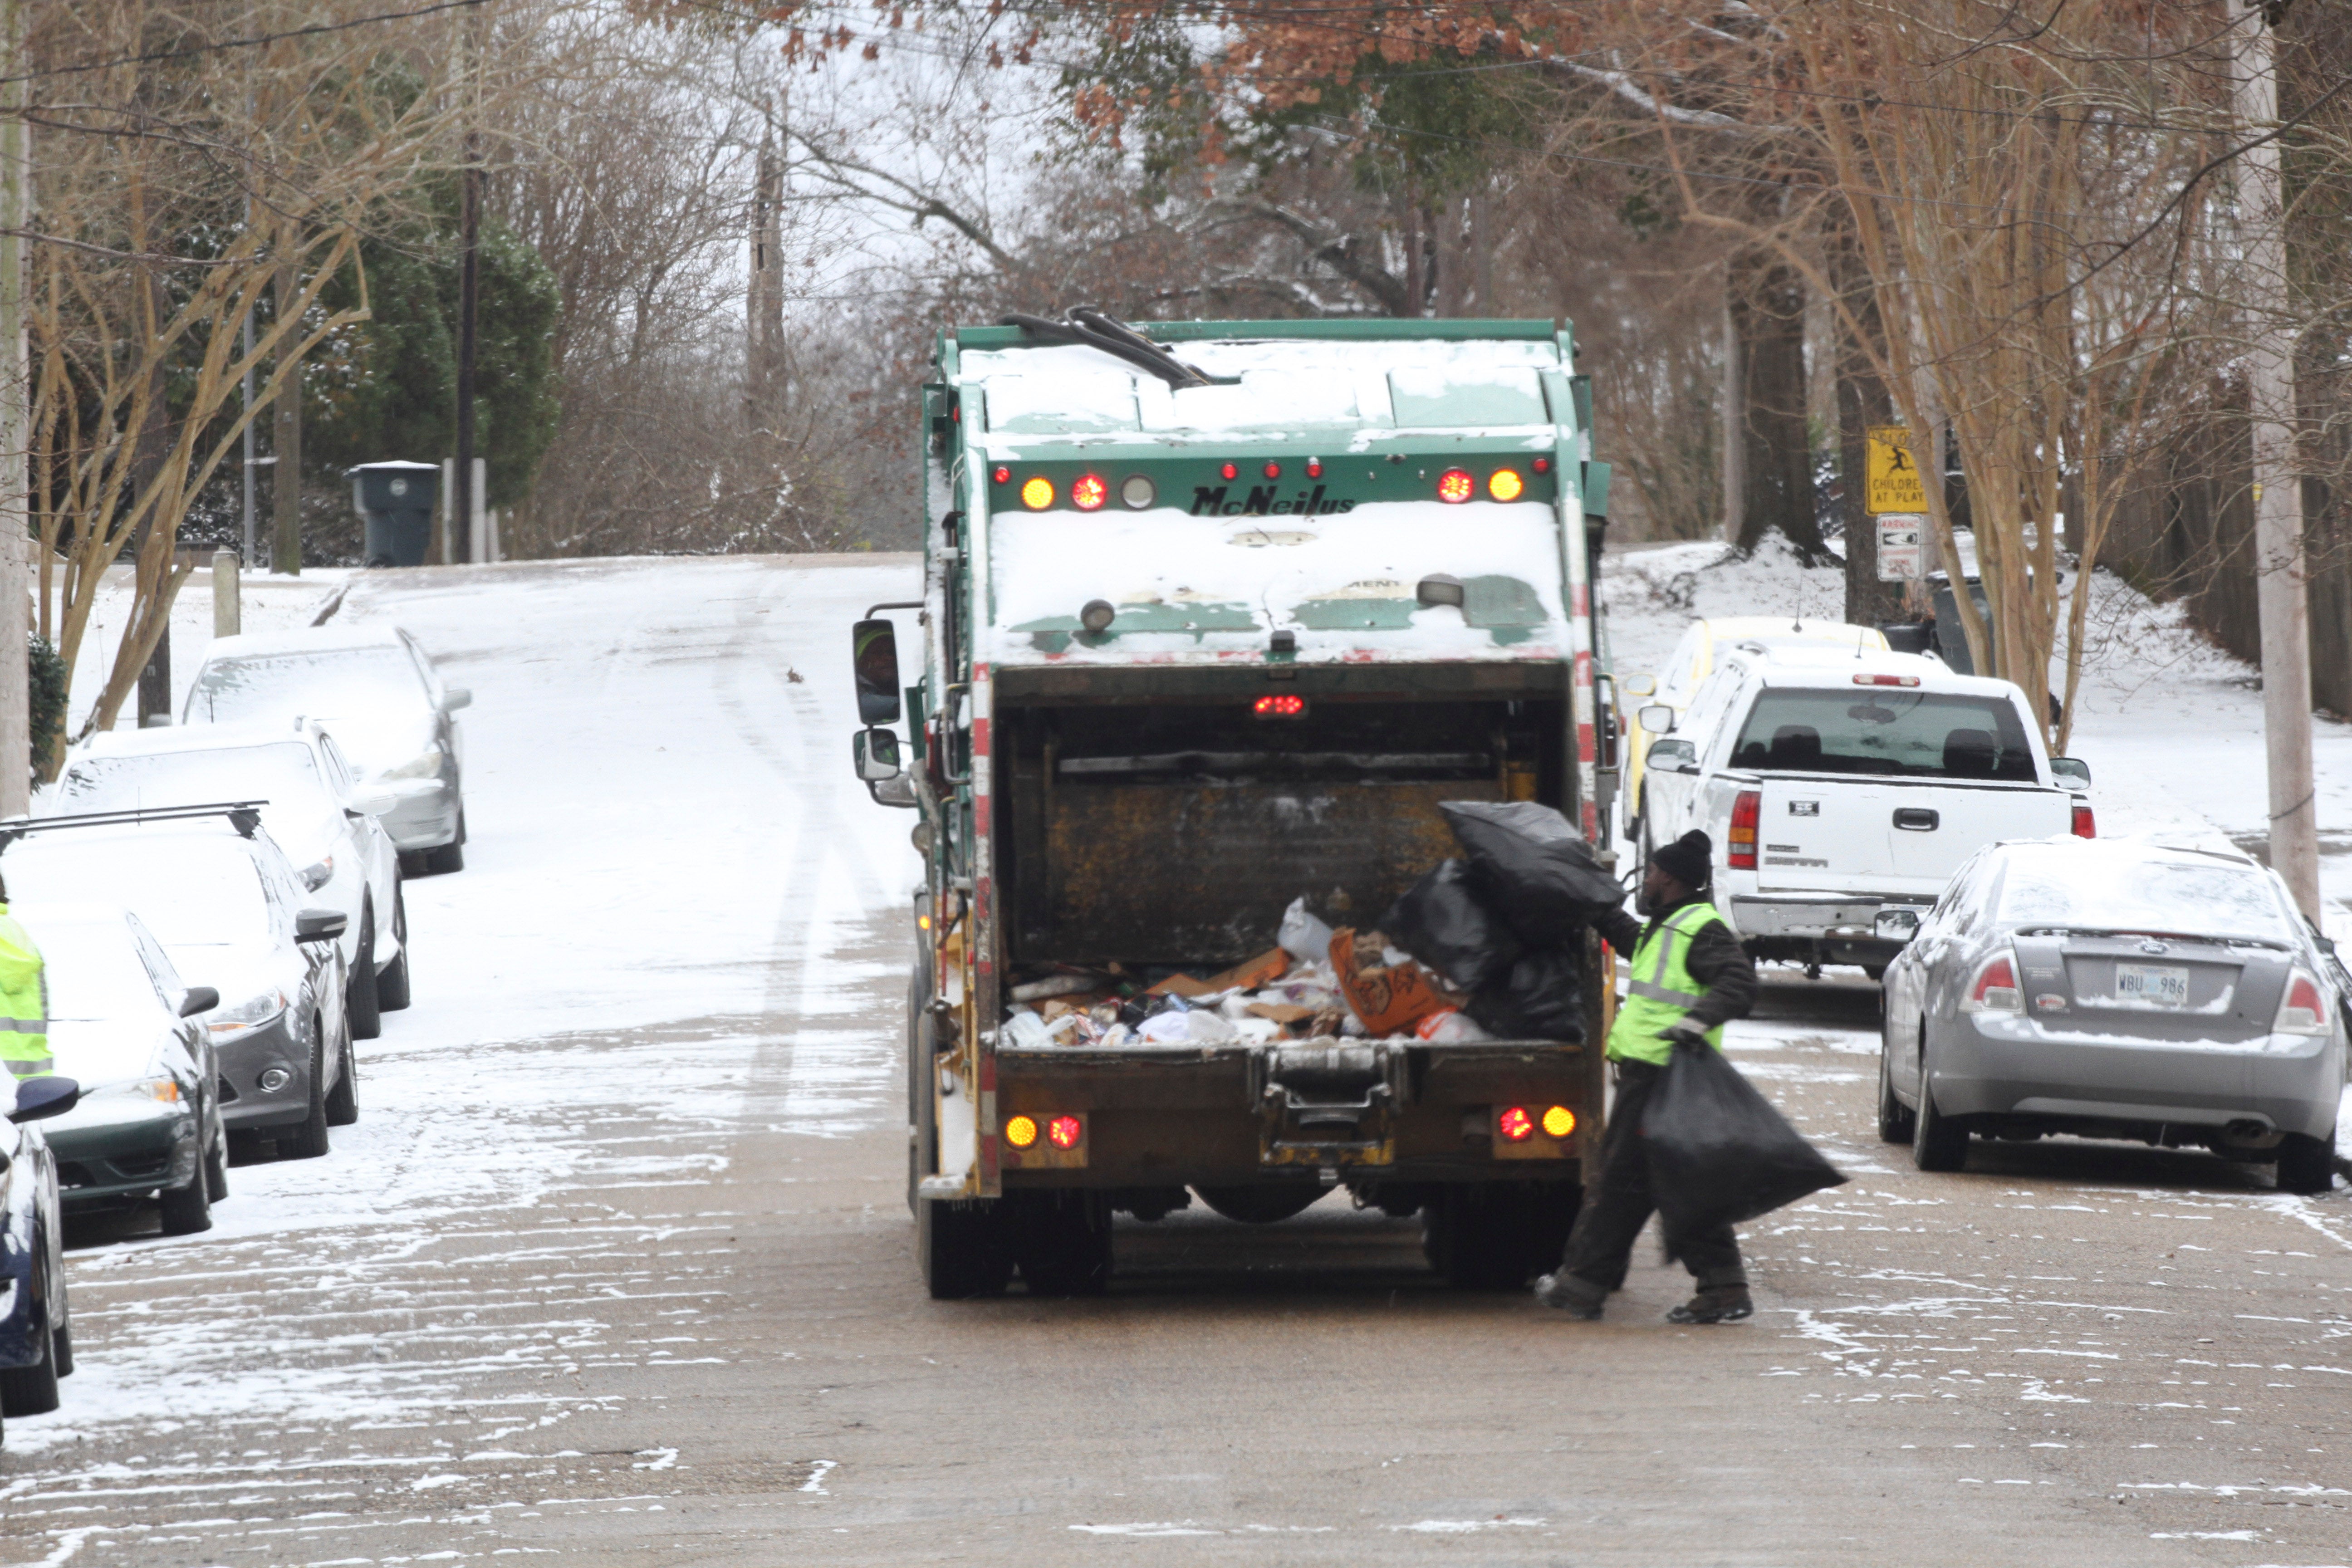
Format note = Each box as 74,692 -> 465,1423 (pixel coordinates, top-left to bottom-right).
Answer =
1279,897 -> 1336,964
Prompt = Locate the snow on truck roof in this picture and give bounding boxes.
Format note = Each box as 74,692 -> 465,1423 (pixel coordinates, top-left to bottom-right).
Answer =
956,329 -> 1584,670
1734,645 -> 2024,697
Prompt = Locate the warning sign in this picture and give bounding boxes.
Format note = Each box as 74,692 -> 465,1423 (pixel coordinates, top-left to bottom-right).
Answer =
1876,513 -> 1926,582
1865,426 -> 1927,514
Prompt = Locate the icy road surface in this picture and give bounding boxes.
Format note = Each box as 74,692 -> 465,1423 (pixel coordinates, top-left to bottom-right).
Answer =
4,554 -> 2350,1566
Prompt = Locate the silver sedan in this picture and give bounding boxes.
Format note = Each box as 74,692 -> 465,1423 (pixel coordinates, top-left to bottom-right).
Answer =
1875,838 -> 2345,1192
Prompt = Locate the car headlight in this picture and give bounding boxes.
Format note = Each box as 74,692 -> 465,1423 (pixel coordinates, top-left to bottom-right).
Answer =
209,990 -> 289,1035
103,1076 -> 183,1104
381,750 -> 444,781
301,856 -> 333,891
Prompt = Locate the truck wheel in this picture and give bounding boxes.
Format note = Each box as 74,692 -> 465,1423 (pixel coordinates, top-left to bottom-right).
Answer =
1193,1185 -> 1323,1224
1876,1045 -> 1915,1144
918,1198 -> 1011,1299
2275,1132 -> 2338,1195
1008,1192 -> 1113,1296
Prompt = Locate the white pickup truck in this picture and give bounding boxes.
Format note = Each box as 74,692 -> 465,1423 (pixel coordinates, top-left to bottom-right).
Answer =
1632,643 -> 2092,977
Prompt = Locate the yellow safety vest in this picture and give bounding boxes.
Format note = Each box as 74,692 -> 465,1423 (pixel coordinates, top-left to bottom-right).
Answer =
0,905 -> 50,1080
1604,900 -> 1728,1066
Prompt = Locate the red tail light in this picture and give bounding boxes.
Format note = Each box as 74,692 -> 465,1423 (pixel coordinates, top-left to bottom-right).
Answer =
1437,469 -> 1474,504
1220,461 -> 1239,480
1534,456 -> 1550,473
1497,1106 -> 1535,1142
1728,789 -> 1760,869
1046,1114 -> 1084,1150
1070,473 -> 1107,511
1306,458 -> 1323,478
2071,804 -> 2096,838
1961,953 -> 2022,1015
2274,969 -> 2331,1036
991,465 -> 1010,485
1263,461 -> 1282,479
1253,694 -> 1306,717
1852,673 -> 1921,687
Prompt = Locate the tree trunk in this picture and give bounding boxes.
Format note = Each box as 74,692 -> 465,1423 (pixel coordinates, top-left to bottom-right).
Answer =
1727,247 -> 1824,559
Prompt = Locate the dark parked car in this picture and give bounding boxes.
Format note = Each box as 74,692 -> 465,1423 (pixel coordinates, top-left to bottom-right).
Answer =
2,809 -> 355,1161
1,1075 -> 79,1429
1876,838 -> 2345,1192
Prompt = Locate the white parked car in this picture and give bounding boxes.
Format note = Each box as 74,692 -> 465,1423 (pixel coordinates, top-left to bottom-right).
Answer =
1635,644 -> 2091,977
182,625 -> 470,875
43,721 -> 407,1038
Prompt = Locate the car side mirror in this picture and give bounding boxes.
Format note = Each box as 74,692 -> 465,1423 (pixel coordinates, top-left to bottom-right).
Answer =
853,618 -> 902,725
1874,907 -> 1921,944
443,687 -> 473,711
1637,704 -> 1676,733
2050,756 -> 2091,786
348,789 -> 398,817
855,727 -> 904,783
178,986 -> 220,1018
1623,673 -> 1657,698
296,908 -> 348,944
8,1076 -> 80,1124
1646,737 -> 1698,773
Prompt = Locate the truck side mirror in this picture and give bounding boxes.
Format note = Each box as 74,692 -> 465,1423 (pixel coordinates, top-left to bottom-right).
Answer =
2050,756 -> 2091,787
855,727 -> 904,783
1623,672 -> 1657,698
853,619 -> 902,725
1646,737 -> 1698,773
1637,703 -> 1676,733
1873,907 -> 1921,944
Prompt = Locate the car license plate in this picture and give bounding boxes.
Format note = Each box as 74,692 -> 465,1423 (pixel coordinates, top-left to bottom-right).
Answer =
2115,963 -> 2190,1006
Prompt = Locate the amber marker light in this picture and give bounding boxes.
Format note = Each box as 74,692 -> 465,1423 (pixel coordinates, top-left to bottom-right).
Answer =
1488,468 -> 1525,502
1004,1114 -> 1040,1149
1071,472 -> 1108,511
1437,468 -> 1475,504
1019,475 -> 1055,510
1047,1115 -> 1083,1150
1541,1105 -> 1576,1138
1498,1106 -> 1535,1142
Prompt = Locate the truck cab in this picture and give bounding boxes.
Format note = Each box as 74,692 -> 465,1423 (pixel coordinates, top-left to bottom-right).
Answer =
850,316 -> 1619,1297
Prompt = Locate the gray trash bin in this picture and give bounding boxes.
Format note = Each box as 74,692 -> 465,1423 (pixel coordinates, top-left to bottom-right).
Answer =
348,461 -> 441,568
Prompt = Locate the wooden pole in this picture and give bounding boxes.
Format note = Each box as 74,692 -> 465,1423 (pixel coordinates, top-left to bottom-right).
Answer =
0,0 -> 29,813
212,550 -> 241,639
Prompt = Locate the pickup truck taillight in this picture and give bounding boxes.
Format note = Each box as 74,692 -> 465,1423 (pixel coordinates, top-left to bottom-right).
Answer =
2071,803 -> 2096,838
1728,789 -> 1760,869
1960,953 -> 2023,1015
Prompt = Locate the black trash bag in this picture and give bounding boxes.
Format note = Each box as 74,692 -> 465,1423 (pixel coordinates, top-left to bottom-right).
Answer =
1381,859 -> 1524,992
1642,1042 -> 1847,1234
1441,801 -> 1624,946
1464,946 -> 1583,1041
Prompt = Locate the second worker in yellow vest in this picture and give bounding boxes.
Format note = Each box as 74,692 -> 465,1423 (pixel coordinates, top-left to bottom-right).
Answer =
1536,829 -> 1760,1324
0,893 -> 54,1084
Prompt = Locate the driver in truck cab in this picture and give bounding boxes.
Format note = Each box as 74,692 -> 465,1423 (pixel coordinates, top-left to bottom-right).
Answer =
1536,830 -> 1760,1324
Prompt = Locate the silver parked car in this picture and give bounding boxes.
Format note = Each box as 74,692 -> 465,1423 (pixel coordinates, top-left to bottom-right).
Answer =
182,625 -> 470,875
1876,837 -> 2345,1192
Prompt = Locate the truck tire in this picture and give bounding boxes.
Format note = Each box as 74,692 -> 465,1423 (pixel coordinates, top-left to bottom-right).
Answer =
2275,1132 -> 2338,1195
919,1198 -> 1011,1299
1425,1182 -> 1580,1289
1007,1192 -> 1113,1296
1193,1185 -> 1324,1224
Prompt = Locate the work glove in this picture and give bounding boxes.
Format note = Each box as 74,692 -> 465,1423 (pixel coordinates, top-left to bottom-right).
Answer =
1660,1022 -> 1710,1053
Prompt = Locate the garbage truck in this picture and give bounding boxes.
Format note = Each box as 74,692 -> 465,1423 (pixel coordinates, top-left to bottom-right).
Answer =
848,312 -> 1622,1297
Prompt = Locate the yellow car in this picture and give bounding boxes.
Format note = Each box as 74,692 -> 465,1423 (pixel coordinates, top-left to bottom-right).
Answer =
1622,616 -> 1889,838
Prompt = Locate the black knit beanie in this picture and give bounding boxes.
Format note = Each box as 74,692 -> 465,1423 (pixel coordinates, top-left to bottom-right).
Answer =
1651,829 -> 1712,891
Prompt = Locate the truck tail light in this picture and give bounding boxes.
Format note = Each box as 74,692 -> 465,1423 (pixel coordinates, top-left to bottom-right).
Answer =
1487,468 -> 1524,501
1437,468 -> 1474,504
1728,789 -> 1760,869
2274,969 -> 2331,1036
1253,694 -> 1306,718
1070,472 -> 1107,511
1540,1105 -> 1575,1138
992,465 -> 1010,484
1019,476 -> 1054,510
1306,458 -> 1323,478
2071,803 -> 2096,838
1047,1114 -> 1084,1149
1960,953 -> 2022,1015
1004,1114 -> 1039,1148
1497,1106 -> 1535,1142
1220,461 -> 1239,480
1852,673 -> 1921,687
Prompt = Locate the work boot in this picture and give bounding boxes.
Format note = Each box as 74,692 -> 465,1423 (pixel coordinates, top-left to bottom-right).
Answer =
1666,1284 -> 1753,1324
1533,1272 -> 1604,1319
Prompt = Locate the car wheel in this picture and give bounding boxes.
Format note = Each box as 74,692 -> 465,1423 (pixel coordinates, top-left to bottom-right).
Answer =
2275,1132 -> 2337,1195
51,1322 -> 72,1377
1911,1036 -> 1969,1172
205,1122 -> 230,1201
346,903 -> 382,1041
0,1261 -> 63,1416
375,882 -> 412,1013
1877,1040 -> 1916,1144
283,1020 -> 333,1160
324,1028 -> 359,1127
397,849 -> 430,878
425,812 -> 466,875
157,1165 -> 213,1236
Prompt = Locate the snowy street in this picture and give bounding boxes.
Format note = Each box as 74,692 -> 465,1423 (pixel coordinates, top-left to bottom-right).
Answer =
3,553 -> 2350,1565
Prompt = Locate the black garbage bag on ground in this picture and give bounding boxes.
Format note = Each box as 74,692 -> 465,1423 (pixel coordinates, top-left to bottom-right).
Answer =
1642,1041 -> 1846,1234
1441,801 -> 1624,946
1382,858 -> 1524,992
1465,946 -> 1583,1041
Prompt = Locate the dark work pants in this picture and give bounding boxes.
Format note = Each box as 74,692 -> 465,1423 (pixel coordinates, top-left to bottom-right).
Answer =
1558,1058 -> 1746,1296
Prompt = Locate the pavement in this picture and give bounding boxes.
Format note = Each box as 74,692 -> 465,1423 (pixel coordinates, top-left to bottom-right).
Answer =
4,557 -> 2348,1566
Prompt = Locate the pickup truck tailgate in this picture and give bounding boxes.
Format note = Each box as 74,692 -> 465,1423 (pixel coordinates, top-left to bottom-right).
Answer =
1755,777 -> 2072,893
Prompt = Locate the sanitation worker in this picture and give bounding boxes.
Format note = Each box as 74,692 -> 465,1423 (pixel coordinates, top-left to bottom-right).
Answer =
1535,828 -> 1759,1323
0,880 -> 51,1086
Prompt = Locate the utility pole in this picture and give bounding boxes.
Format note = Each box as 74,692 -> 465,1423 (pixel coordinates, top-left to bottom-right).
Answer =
0,0 -> 29,812
452,3 -> 483,565
745,96 -> 785,431
271,224 -> 303,576
2230,0 -> 2319,919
